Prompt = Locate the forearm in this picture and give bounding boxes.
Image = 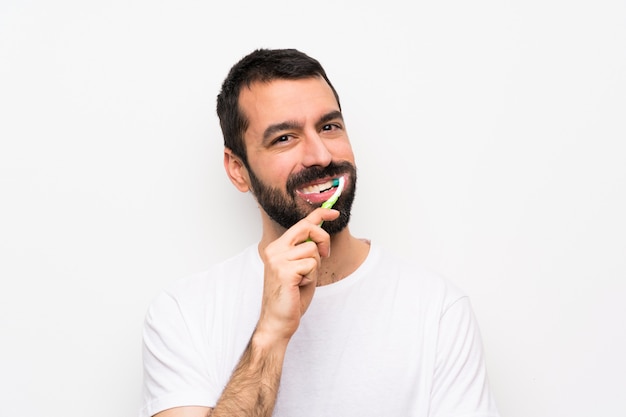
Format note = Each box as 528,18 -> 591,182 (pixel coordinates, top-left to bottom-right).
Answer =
211,331 -> 288,417
210,209 -> 334,416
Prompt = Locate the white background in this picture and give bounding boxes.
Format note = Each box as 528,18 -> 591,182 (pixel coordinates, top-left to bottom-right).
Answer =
1,1 -> 625,416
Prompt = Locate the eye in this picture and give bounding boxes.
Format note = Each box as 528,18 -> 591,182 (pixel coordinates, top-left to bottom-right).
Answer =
271,134 -> 292,145
320,123 -> 344,136
321,123 -> 341,132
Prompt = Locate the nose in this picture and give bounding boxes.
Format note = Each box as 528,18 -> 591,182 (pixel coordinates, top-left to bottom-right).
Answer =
301,131 -> 333,168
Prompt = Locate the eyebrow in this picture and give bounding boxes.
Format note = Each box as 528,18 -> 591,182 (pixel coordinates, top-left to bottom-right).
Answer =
262,110 -> 344,144
262,120 -> 302,143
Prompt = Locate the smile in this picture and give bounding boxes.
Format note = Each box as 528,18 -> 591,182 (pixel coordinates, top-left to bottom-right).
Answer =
299,179 -> 337,195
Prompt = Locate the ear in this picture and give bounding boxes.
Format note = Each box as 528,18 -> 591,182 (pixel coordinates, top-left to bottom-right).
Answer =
223,148 -> 251,193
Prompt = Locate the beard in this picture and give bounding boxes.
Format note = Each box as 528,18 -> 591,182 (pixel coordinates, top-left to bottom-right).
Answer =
247,161 -> 357,234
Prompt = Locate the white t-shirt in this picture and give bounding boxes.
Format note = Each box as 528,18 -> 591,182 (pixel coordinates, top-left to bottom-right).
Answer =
140,242 -> 500,417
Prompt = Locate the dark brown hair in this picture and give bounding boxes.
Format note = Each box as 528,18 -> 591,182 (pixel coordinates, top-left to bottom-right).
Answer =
216,48 -> 341,167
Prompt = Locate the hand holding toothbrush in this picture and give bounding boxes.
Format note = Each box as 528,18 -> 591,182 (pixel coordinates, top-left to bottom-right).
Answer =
256,207 -> 340,342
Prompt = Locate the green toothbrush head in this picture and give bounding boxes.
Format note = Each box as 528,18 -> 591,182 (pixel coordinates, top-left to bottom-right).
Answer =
321,176 -> 345,209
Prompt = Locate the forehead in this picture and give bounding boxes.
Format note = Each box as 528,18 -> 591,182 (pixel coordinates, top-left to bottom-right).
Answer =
239,77 -> 339,131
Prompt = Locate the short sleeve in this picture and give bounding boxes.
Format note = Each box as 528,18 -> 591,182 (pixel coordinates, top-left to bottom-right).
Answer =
430,296 -> 500,417
140,290 -> 218,417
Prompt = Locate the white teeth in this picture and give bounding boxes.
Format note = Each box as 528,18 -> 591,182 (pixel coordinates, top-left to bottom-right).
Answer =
301,180 -> 333,194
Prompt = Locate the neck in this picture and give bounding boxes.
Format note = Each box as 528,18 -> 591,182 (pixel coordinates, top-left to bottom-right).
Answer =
315,230 -> 370,286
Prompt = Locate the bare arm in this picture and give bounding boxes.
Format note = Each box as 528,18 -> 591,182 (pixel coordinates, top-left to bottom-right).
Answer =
211,330 -> 288,416
154,407 -> 212,417
153,208 -> 339,417
155,333 -> 287,417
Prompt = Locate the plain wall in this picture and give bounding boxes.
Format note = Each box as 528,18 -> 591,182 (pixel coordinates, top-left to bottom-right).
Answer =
1,0 -> 625,416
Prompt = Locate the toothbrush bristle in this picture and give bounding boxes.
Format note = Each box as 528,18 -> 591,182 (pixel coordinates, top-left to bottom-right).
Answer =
321,177 -> 345,209
336,177 -> 344,193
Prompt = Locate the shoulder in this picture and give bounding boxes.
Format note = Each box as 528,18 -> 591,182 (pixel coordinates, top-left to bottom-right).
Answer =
146,244 -> 262,319
368,243 -> 468,311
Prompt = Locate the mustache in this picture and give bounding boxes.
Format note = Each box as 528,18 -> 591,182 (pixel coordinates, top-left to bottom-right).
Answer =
286,161 -> 355,195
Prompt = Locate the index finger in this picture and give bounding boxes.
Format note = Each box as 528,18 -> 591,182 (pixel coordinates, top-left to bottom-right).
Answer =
283,208 -> 340,254
307,207 -> 341,229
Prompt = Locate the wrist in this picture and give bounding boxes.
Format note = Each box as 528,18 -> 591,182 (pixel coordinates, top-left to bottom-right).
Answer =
250,326 -> 291,355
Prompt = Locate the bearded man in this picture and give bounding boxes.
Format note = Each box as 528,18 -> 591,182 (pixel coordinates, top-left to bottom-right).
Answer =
140,48 -> 500,417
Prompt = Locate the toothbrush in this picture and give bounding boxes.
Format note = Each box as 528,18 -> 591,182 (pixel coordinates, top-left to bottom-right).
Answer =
305,177 -> 344,241
318,176 -> 345,226
321,177 -> 345,210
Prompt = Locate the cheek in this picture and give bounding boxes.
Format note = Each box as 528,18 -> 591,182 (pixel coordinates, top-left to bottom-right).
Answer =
333,140 -> 355,161
251,155 -> 293,185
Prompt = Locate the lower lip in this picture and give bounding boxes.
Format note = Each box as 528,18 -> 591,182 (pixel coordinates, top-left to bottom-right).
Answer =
297,187 -> 338,204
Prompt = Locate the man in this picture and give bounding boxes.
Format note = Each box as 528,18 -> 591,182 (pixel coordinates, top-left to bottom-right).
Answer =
140,48 -> 500,417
